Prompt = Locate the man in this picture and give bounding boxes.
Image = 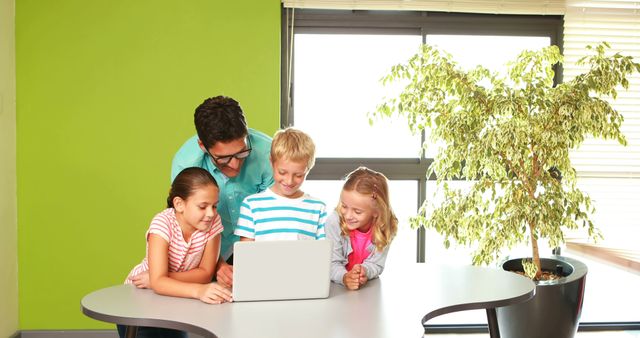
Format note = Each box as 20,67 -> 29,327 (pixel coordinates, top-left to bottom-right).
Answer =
172,96 -> 273,287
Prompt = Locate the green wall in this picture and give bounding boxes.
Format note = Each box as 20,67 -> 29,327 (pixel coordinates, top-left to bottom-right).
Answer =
1,0 -> 18,336
16,0 -> 281,329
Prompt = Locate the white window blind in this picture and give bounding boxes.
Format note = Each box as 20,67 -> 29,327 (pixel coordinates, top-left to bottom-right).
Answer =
564,1 -> 640,178
562,1 -> 640,265
281,0 -> 566,15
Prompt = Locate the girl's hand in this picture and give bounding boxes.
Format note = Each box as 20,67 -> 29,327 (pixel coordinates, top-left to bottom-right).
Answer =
343,266 -> 362,290
130,272 -> 150,289
197,282 -> 233,304
343,265 -> 368,290
357,265 -> 368,287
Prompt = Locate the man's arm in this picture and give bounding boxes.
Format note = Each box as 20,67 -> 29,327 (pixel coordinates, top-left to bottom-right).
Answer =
215,257 -> 234,288
258,164 -> 274,192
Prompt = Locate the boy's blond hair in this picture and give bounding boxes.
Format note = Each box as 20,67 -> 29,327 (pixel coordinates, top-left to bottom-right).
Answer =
270,127 -> 316,170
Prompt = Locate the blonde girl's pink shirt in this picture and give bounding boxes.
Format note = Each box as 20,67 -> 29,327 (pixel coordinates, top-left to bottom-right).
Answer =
125,208 -> 223,284
346,226 -> 374,271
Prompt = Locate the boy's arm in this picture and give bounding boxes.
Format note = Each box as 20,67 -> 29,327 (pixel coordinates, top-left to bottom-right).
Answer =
316,204 -> 327,240
234,199 -> 257,239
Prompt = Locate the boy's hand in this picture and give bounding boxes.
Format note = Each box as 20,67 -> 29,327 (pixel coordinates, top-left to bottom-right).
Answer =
130,272 -> 150,289
197,283 -> 233,304
216,261 -> 234,288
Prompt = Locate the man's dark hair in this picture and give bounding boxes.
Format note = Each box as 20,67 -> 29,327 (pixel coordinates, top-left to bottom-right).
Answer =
194,96 -> 248,149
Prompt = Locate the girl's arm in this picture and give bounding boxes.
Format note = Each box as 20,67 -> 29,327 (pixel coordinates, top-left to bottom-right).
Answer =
166,235 -> 221,283
325,212 -> 349,284
360,244 -> 391,281
147,234 -> 232,303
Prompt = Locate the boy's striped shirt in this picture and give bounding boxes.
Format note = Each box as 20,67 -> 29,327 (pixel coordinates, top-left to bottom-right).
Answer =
235,189 -> 327,241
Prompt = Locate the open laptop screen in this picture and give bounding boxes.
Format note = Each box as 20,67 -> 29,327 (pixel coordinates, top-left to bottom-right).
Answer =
232,240 -> 331,302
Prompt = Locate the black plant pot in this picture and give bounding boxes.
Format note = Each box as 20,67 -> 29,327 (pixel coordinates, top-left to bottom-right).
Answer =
496,256 -> 587,338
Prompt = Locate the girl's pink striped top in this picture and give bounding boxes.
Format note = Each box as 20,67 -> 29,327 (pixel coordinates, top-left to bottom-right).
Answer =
124,208 -> 223,284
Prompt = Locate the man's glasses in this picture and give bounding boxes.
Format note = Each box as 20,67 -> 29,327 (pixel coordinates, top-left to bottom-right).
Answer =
207,137 -> 252,166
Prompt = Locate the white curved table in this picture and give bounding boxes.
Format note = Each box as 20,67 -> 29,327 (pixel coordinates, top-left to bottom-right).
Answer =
81,264 -> 535,338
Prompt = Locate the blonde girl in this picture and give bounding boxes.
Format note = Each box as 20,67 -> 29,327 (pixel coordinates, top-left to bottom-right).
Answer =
326,167 -> 398,290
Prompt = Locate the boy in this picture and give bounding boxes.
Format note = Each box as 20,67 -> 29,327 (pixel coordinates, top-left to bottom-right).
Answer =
235,128 -> 326,241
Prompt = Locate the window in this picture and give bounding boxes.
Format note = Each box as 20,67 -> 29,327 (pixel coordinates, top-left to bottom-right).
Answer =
281,7 -> 640,330
293,33 -> 422,158
282,7 -> 562,268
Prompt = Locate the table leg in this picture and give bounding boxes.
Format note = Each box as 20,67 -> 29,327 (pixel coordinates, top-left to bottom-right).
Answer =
486,308 -> 500,338
124,325 -> 138,338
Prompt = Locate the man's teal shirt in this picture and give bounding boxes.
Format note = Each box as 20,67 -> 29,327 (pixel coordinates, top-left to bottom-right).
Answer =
171,129 -> 274,259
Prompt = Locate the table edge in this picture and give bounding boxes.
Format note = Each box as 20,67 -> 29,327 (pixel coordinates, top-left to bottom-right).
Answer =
80,296 -> 218,338
421,286 -> 536,325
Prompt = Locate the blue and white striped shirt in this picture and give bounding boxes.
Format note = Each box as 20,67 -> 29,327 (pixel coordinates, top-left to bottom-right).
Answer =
235,189 -> 327,241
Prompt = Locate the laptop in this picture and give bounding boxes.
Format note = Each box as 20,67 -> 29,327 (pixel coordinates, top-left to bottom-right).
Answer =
232,240 -> 332,302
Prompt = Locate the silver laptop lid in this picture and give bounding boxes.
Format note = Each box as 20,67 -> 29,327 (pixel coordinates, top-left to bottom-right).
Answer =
232,240 -> 331,302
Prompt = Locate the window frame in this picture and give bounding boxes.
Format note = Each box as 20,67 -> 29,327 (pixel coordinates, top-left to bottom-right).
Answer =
281,8 -> 563,264
281,7 -> 640,332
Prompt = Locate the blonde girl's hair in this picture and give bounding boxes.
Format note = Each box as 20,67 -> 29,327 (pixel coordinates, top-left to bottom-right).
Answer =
338,167 -> 398,252
271,127 -> 316,170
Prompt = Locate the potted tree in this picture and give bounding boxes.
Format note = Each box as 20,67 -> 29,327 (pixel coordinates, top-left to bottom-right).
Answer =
373,42 -> 639,338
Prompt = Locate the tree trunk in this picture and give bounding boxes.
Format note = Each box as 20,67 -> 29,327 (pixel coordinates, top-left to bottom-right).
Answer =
530,224 -> 542,279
